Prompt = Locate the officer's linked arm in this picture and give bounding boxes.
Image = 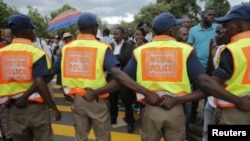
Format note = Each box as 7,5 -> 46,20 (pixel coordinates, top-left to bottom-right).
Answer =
196,74 -> 250,111
15,71 -> 56,107
35,76 -> 61,120
110,67 -> 159,105
84,79 -> 121,101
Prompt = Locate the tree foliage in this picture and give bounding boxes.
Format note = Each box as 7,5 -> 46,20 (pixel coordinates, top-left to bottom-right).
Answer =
0,0 -> 18,29
133,3 -> 171,28
50,4 -> 76,19
204,0 -> 230,17
157,0 -> 201,22
27,6 -> 49,38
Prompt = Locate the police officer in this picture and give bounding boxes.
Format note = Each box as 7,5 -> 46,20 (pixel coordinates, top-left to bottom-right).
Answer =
0,14 -> 61,141
51,12 -> 159,141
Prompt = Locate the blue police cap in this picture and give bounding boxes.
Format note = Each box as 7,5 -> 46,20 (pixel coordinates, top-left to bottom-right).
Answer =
77,12 -> 99,28
215,4 -> 250,22
8,14 -> 38,29
152,13 -> 184,33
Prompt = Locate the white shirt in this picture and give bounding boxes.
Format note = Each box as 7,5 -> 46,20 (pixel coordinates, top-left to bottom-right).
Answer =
113,40 -> 124,55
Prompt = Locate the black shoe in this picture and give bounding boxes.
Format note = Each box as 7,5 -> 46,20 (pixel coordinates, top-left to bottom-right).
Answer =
65,95 -> 73,104
127,123 -> 134,133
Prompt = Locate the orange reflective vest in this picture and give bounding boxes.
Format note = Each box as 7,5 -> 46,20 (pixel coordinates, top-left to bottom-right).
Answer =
213,31 -> 250,108
134,35 -> 193,104
0,38 -> 51,104
61,34 -> 109,99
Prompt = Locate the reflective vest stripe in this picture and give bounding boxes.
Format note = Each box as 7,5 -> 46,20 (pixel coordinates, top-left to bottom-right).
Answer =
0,96 -> 10,105
64,87 -> 109,99
10,92 -> 44,103
213,98 -> 235,108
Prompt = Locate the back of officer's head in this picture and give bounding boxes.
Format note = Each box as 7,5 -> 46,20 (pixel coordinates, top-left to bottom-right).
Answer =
152,13 -> 184,35
77,12 -> 99,35
8,14 -> 37,41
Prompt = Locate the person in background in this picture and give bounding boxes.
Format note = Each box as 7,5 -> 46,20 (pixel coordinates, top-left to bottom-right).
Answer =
182,15 -> 193,30
188,8 -> 217,123
0,29 -> 13,141
201,24 -> 225,141
176,26 -> 189,43
101,28 -> 114,47
0,13 -> 61,141
33,37 -> 54,101
56,32 -> 74,104
175,25 -> 191,140
134,26 -> 148,48
126,27 -> 135,42
109,26 -> 136,133
4,29 -> 13,45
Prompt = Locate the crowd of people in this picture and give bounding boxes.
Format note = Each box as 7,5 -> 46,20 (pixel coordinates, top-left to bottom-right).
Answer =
0,3 -> 250,141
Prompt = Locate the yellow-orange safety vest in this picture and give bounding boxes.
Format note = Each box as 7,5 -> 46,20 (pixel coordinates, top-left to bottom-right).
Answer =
213,31 -> 250,108
134,35 -> 193,104
61,34 -> 109,99
0,38 -> 51,104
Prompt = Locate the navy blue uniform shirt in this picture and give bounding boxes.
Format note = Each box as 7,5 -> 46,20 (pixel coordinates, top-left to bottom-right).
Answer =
33,55 -> 50,78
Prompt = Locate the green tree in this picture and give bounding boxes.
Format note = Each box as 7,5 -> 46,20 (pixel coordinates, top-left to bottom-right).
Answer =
134,3 -> 171,28
50,4 -> 76,19
204,0 -> 230,17
0,0 -> 19,29
157,0 -> 201,22
27,5 -> 49,38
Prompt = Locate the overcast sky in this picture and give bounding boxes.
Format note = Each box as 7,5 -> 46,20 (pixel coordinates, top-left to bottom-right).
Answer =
3,0 -> 249,24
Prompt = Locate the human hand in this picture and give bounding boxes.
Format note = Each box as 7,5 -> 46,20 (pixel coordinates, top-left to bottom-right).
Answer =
159,95 -> 177,109
235,96 -> 250,111
83,88 -> 97,101
145,93 -> 160,106
51,107 -> 61,121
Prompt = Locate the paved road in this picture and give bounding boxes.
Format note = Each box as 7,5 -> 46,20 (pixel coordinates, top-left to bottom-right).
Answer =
52,82 -> 144,141
52,80 -> 204,141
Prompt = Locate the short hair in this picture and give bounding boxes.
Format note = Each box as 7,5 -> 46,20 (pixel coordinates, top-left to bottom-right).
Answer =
114,26 -> 125,34
103,28 -> 110,35
136,27 -> 147,37
202,7 -> 215,15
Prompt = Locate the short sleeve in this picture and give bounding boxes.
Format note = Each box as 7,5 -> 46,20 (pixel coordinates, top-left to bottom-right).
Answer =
187,50 -> 206,81
104,49 -> 120,71
123,56 -> 137,80
33,55 -> 50,78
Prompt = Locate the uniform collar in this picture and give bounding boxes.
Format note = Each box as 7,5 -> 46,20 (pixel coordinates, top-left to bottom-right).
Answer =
12,38 -> 32,45
77,34 -> 96,40
231,30 -> 250,42
153,35 -> 175,41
